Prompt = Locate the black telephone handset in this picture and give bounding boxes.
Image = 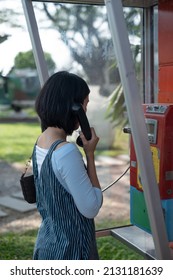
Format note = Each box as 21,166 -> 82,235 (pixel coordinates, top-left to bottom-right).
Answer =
72,103 -> 92,147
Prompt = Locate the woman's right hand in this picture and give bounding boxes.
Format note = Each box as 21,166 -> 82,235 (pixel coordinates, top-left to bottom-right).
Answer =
80,128 -> 101,190
79,127 -> 99,156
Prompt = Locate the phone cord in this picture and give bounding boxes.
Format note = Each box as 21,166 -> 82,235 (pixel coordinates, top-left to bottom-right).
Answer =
102,165 -> 130,193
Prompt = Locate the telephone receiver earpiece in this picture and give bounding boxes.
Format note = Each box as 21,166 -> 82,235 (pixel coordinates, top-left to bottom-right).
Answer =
72,103 -> 92,147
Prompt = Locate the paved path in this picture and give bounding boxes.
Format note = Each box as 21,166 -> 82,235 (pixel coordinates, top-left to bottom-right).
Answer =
0,155 -> 130,233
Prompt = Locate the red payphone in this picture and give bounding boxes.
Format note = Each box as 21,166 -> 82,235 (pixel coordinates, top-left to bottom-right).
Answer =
130,103 -> 173,241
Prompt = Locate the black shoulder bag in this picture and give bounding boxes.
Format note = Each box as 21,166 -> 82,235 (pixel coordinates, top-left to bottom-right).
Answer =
20,156 -> 36,204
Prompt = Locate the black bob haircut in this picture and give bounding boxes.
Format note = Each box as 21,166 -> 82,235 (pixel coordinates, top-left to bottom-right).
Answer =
35,71 -> 90,135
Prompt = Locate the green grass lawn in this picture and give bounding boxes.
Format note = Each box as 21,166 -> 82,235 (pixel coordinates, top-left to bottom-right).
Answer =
0,123 -> 41,163
0,123 -> 129,164
0,228 -> 143,260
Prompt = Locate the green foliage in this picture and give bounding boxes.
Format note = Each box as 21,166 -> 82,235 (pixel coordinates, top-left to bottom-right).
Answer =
14,50 -> 56,71
105,7 -> 142,128
106,84 -> 128,127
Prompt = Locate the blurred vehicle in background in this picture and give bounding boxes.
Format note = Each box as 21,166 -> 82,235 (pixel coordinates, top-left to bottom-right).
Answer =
0,69 -> 40,109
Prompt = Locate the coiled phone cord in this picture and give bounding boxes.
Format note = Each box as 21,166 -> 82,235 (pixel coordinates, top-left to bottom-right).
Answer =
102,165 -> 130,193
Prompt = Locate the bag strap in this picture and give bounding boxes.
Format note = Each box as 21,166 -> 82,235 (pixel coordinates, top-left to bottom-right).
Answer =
47,139 -> 65,159
21,157 -> 32,179
21,136 -> 41,178
22,139 -> 65,179
21,138 -> 38,178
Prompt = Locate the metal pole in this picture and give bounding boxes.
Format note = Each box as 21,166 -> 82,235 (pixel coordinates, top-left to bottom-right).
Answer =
105,0 -> 171,259
143,7 -> 155,103
21,0 -> 49,86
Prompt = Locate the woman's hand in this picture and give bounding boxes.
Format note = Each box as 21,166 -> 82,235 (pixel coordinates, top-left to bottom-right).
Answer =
80,127 -> 101,190
79,127 -> 99,156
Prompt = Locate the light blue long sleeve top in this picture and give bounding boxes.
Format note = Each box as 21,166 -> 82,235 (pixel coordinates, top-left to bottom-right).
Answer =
36,142 -> 102,219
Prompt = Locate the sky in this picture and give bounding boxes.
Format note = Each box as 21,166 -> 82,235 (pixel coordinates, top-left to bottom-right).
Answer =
0,0 -> 70,75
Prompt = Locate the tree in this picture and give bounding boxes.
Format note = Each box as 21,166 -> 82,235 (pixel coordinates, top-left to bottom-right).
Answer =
14,50 -> 56,71
0,7 -> 21,45
106,8 -> 143,127
0,6 -> 22,28
2,2 -> 141,126
40,3 -> 141,109
42,3 -> 112,90
0,34 -> 9,44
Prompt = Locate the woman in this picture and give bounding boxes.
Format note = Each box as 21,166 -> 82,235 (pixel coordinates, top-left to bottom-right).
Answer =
32,71 -> 103,260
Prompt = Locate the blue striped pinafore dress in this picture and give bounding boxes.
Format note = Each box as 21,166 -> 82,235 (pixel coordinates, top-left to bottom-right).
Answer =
32,139 -> 98,260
